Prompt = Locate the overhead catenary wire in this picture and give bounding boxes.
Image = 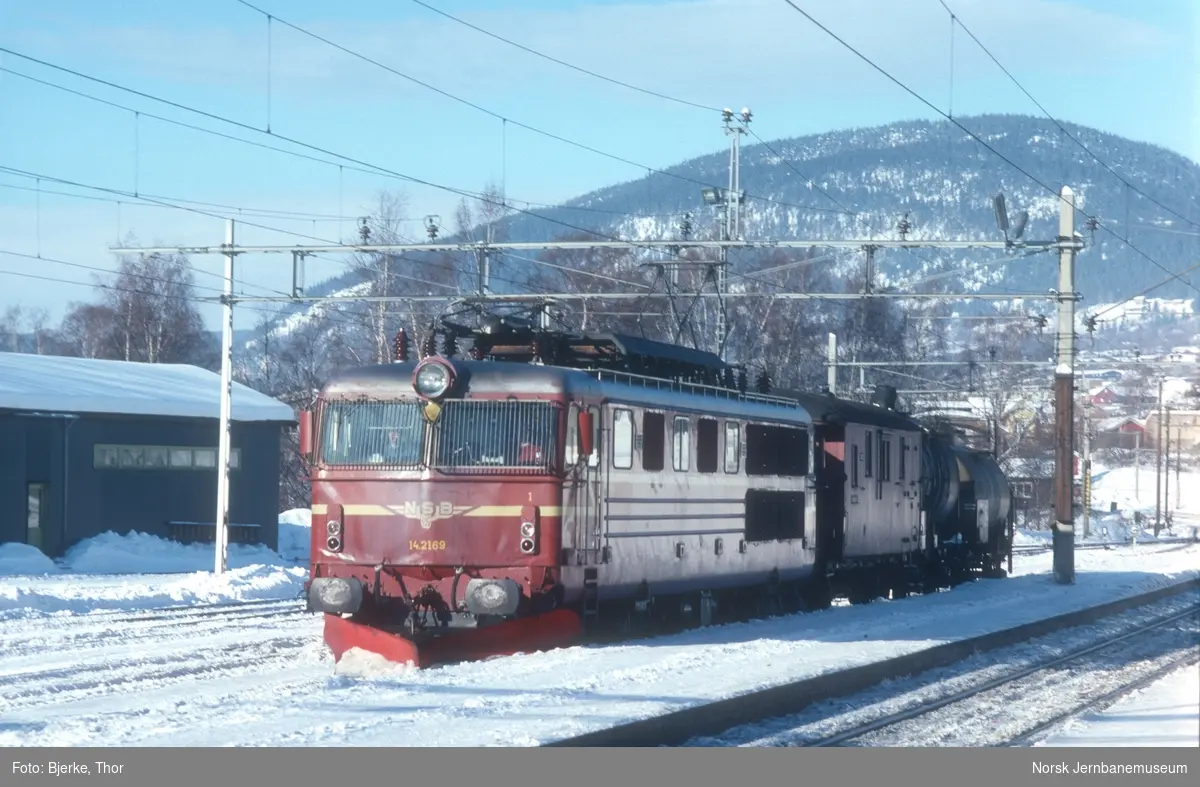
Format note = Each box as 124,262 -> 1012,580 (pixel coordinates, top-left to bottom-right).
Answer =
936,0 -> 1200,232
225,3 -> 846,217
0,49 -> 760,286
0,65 -> 692,227
774,0 -> 1200,300
1,49 -> 907,305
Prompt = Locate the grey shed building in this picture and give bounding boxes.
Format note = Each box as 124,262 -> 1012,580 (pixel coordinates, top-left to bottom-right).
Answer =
0,351 -> 296,559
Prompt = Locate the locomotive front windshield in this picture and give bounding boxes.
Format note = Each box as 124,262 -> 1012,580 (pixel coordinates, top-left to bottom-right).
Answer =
319,399 -> 559,473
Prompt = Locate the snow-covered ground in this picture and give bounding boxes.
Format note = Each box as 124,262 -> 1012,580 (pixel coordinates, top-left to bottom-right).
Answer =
684,593 -> 1198,747
1037,661 -> 1200,747
0,540 -> 1196,747
0,509 -> 312,614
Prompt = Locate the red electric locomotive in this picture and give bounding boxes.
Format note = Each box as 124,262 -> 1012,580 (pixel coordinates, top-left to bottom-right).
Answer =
299,311 -> 1013,668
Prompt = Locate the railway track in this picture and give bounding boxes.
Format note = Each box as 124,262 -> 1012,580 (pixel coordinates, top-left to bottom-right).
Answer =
794,601 -> 1199,747
547,576 -> 1200,747
0,597 -> 309,653
1007,652 -> 1199,747
1010,536 -> 1197,556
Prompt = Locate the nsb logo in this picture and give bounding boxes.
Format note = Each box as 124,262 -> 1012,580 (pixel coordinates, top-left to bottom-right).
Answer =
397,501 -> 468,530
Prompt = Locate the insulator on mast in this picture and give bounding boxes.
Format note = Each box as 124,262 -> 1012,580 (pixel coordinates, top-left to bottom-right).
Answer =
392,329 -> 410,362
420,331 -> 438,358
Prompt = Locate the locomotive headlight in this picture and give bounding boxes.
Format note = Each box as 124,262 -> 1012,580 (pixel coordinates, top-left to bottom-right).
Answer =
413,361 -> 451,398
326,520 -> 342,536
520,522 -> 536,539
474,583 -> 507,610
464,578 -> 521,617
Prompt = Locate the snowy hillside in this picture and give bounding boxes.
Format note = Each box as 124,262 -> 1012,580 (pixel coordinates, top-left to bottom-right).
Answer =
270,113 -> 1199,338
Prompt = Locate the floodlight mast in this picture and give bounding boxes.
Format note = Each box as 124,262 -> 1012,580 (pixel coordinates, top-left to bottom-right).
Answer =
708,106 -> 750,362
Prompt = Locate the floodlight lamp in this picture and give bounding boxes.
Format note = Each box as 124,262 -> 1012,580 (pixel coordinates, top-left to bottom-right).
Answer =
740,107 -> 752,123
701,187 -> 724,205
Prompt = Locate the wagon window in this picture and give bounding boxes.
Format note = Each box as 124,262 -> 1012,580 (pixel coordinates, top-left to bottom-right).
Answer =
697,417 -> 718,473
642,412 -> 665,471
724,421 -> 741,474
612,408 -> 633,469
672,416 -> 691,472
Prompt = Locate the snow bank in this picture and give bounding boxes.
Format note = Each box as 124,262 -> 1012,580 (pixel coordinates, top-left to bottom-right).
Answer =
0,511 -> 313,615
277,508 -> 312,563
0,564 -> 307,616
61,531 -> 288,575
1013,530 -> 1052,546
0,543 -> 60,576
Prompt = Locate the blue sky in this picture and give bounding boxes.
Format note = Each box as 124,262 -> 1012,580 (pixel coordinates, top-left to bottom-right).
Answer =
0,0 -> 1196,331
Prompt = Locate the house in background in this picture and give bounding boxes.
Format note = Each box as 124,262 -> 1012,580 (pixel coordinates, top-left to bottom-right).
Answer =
1003,455 -> 1056,524
1093,415 -> 1146,451
0,352 -> 296,558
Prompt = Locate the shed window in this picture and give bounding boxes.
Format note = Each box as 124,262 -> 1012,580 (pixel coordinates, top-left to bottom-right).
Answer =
93,444 -> 241,471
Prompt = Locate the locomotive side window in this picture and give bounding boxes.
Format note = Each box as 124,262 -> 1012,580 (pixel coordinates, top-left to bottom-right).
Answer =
612,408 -> 633,469
696,417 -> 718,473
898,436 -> 907,480
642,411 -> 666,471
851,443 -> 860,488
565,403 -> 579,466
672,416 -> 691,472
724,421 -> 741,474
587,405 -> 601,467
864,432 -> 873,478
879,433 -> 892,482
745,424 -> 808,476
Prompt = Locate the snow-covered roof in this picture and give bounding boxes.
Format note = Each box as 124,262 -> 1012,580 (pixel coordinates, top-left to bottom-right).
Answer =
0,352 -> 295,423
1096,415 -> 1144,432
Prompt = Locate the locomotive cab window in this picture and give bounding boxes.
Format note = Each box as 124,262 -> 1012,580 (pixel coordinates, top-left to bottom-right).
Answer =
612,408 -> 633,469
672,416 -> 691,472
642,411 -> 666,471
696,417 -> 718,473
